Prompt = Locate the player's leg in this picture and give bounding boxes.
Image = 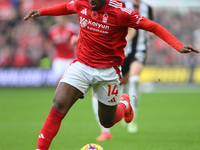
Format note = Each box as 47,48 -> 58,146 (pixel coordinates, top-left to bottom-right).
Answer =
92,93 -> 112,141
129,61 -> 143,112
93,66 -> 133,128
53,82 -> 83,115
120,76 -> 130,127
98,93 -> 133,128
127,61 -> 143,133
36,82 -> 83,150
126,50 -> 146,133
36,61 -> 90,150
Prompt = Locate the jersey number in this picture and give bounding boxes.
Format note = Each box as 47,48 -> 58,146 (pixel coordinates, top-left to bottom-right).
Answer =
107,85 -> 118,96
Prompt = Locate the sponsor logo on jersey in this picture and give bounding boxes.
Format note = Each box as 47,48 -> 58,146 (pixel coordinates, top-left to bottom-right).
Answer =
79,17 -> 109,30
81,9 -> 87,15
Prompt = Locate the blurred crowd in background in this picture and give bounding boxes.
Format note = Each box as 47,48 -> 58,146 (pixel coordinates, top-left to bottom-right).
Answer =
147,7 -> 200,66
0,0 -> 200,68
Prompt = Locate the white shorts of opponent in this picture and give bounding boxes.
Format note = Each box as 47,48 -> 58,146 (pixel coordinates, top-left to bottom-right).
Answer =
60,61 -> 122,106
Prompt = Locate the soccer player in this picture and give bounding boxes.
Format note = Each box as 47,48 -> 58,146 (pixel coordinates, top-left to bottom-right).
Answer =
122,0 -> 154,133
92,0 -> 154,140
23,0 -> 199,149
47,16 -> 79,81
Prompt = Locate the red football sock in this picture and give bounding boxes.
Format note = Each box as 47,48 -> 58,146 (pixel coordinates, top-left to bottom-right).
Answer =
103,103 -> 126,128
36,107 -> 65,150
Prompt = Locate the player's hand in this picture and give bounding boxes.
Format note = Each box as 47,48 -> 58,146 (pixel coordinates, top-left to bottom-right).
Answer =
23,10 -> 41,21
179,45 -> 199,54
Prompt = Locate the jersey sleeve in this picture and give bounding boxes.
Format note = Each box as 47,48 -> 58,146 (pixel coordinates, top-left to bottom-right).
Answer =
39,0 -> 78,16
140,19 -> 183,51
118,7 -> 146,29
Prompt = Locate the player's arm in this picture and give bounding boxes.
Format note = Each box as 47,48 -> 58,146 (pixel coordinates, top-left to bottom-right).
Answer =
140,19 -> 199,53
70,35 -> 79,47
148,5 -> 154,39
24,3 -> 74,21
126,28 -> 136,42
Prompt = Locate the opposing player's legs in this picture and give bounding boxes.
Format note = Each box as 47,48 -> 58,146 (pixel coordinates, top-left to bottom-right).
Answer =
129,61 -> 143,112
127,61 -> 143,133
36,83 -> 83,150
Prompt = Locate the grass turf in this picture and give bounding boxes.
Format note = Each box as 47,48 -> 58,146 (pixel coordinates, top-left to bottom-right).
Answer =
0,87 -> 199,150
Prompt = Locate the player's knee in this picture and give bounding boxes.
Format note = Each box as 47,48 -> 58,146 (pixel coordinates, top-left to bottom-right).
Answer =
53,96 -> 65,111
102,124 -> 113,128
99,118 -> 114,128
129,76 -> 140,84
100,121 -> 114,128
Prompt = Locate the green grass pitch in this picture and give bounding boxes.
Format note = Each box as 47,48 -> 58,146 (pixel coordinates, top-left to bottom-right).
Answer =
0,87 -> 200,150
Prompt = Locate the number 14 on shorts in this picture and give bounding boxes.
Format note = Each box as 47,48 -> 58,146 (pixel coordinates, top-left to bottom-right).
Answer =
107,85 -> 118,96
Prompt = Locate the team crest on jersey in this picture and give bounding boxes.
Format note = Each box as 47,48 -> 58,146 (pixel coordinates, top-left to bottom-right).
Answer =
102,12 -> 108,23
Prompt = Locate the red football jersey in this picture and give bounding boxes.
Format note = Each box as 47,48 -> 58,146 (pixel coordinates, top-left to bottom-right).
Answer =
66,0 -> 145,68
49,23 -> 78,59
39,0 -> 183,68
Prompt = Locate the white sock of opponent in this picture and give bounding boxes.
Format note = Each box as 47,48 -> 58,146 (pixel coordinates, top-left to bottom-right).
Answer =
128,76 -> 140,116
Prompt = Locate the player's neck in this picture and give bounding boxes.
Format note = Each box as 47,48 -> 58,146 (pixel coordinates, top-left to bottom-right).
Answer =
99,0 -> 107,10
133,2 -> 140,6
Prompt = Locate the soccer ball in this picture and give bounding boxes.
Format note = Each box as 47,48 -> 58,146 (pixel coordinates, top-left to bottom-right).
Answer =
81,143 -> 104,150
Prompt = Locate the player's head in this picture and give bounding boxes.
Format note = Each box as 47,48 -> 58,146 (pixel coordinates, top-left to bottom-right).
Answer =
54,16 -> 69,27
131,0 -> 141,5
88,0 -> 107,11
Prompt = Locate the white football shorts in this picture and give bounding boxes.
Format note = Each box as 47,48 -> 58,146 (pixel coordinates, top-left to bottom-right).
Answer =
60,61 -> 122,106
